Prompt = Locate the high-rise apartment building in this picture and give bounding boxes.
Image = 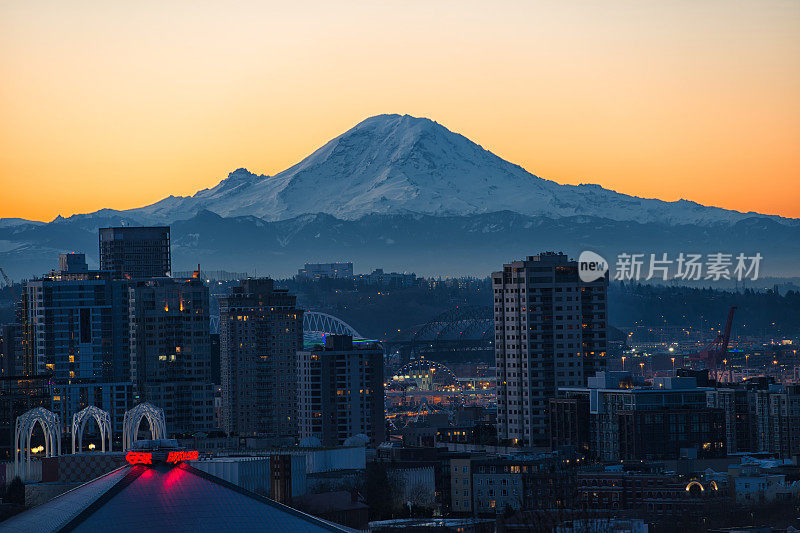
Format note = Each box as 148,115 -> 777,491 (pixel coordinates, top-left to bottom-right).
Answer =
99,226 -> 171,279
21,253 -> 134,432
750,385 -> 800,458
23,254 -> 116,380
492,252 -> 607,447
128,277 -> 214,434
296,335 -> 385,447
706,386 -> 755,454
706,380 -> 800,458
18,231 -> 217,437
219,278 -> 303,437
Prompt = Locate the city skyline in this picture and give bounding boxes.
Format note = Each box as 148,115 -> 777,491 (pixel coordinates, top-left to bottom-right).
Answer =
2,1 -> 799,221
3,2 -> 800,530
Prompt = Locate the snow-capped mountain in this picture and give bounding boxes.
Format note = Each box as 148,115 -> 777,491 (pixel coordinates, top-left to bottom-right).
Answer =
1,114 -> 797,281
121,114 -> 792,227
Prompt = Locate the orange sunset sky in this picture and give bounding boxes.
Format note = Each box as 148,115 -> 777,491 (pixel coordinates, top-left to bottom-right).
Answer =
1,0 -> 799,222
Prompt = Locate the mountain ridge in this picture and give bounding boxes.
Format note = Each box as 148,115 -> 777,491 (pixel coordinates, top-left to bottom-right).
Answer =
7,113 -> 791,227
2,209 -> 797,281
1,113 -> 797,280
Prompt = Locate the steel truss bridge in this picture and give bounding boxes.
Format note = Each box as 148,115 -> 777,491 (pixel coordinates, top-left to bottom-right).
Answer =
382,305 -> 494,364
212,310 -> 369,345
303,311 -> 367,345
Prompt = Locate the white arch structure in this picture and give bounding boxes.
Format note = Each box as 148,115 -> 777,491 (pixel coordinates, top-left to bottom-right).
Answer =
303,311 -> 364,344
14,407 -> 62,480
123,403 -> 167,451
72,406 -> 113,454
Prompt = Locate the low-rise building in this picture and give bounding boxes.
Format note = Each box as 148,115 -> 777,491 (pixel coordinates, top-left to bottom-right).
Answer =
725,457 -> 800,506
449,455 -> 474,514
297,263 -> 354,280
470,453 -> 576,515
558,372 -> 725,461
578,463 -> 723,515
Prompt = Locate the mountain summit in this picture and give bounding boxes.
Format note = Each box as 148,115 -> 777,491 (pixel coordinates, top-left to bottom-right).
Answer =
125,114 -> 790,226
1,114 -> 798,279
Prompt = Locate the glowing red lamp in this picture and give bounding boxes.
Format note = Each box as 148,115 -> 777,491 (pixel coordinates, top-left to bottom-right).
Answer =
166,450 -> 199,463
125,449 -> 198,465
125,451 -> 153,465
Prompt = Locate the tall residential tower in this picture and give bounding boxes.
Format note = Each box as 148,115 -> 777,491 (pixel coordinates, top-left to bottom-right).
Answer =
297,335 -> 385,447
128,277 -> 214,434
219,279 -> 304,437
99,226 -> 171,279
492,252 -> 607,447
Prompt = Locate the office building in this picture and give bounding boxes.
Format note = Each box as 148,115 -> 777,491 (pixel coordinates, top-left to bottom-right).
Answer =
219,278 -> 303,437
99,226 -> 171,279
128,277 -> 214,434
296,335 -> 385,447
297,262 -> 353,280
492,252 -> 608,447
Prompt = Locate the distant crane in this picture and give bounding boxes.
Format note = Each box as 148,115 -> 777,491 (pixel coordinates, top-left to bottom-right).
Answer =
0,266 -> 20,302
688,306 -> 737,371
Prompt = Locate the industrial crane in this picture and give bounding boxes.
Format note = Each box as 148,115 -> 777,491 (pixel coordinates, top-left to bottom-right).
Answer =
0,266 -> 20,302
688,306 -> 737,371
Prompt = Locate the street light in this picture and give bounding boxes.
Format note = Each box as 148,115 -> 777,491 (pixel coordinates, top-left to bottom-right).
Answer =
671,357 -> 676,375
621,356 -> 626,371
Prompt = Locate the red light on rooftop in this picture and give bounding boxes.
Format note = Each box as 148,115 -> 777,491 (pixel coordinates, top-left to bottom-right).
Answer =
166,450 -> 199,463
125,449 -> 198,465
126,451 -> 153,465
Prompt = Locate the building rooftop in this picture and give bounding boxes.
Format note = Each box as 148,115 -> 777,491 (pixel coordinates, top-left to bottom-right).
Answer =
2,462 -> 353,533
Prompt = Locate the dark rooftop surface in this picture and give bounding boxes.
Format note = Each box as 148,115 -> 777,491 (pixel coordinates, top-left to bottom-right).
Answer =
2,462 -> 353,533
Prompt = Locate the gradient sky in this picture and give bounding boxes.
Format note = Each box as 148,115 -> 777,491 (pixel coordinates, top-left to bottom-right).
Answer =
1,0 -> 799,222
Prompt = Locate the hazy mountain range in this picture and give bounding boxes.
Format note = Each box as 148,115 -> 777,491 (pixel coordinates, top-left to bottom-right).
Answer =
2,114 -> 798,280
